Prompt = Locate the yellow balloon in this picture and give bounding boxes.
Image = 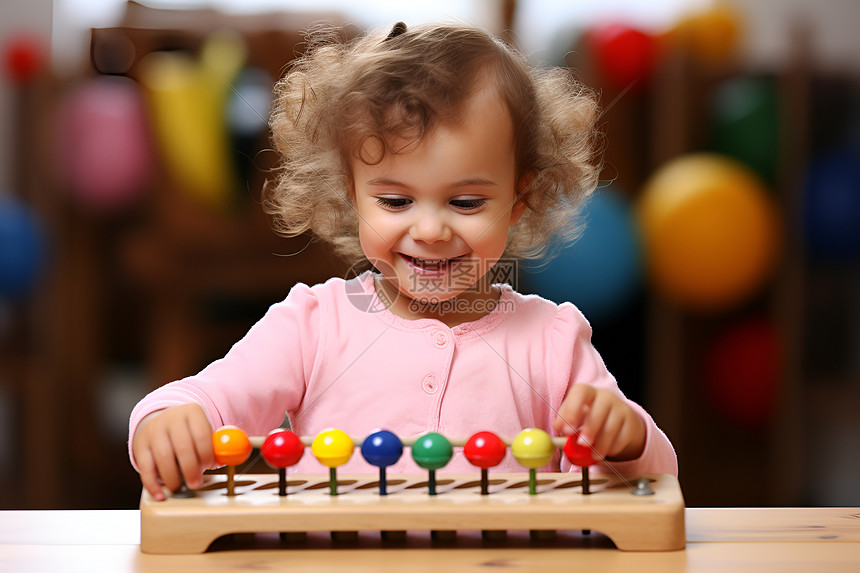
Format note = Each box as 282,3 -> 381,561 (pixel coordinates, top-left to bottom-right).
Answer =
511,428 -> 555,469
638,154 -> 780,311
311,428 -> 354,468
664,1 -> 742,66
138,31 -> 247,211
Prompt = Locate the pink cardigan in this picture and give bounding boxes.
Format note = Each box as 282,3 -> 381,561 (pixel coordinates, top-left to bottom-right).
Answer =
128,272 -> 677,476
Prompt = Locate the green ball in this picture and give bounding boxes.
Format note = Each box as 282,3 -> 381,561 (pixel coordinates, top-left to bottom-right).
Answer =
709,76 -> 779,184
411,432 -> 453,470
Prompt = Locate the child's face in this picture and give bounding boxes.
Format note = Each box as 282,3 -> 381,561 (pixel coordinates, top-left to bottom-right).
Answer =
352,86 -> 527,308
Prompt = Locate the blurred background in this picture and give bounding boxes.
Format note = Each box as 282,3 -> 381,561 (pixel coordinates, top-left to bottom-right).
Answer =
1,0 -> 858,510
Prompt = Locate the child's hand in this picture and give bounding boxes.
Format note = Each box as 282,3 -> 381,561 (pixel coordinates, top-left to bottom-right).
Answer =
552,384 -> 646,463
131,403 -> 214,501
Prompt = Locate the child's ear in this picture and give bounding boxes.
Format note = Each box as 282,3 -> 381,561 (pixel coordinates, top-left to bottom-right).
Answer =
510,171 -> 534,225
347,178 -> 356,203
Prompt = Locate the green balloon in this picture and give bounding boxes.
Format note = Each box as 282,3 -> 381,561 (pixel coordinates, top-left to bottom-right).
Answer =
411,432 -> 453,470
709,76 -> 779,184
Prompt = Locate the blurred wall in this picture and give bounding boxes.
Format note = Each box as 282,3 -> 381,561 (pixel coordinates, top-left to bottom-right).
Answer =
736,0 -> 860,72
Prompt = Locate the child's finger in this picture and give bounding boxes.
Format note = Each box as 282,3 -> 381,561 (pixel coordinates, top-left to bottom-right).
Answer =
137,450 -> 166,502
590,406 -> 624,458
578,390 -> 612,448
604,415 -> 635,459
188,416 -> 215,476
150,433 -> 183,494
553,384 -> 594,435
609,413 -> 647,461
169,425 -> 203,491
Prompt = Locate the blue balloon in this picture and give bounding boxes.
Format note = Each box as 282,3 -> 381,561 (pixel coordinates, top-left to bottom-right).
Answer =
0,195 -> 46,298
521,188 -> 642,322
360,429 -> 403,468
804,150 -> 860,259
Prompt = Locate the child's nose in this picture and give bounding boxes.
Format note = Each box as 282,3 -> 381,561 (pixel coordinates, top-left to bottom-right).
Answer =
409,209 -> 452,243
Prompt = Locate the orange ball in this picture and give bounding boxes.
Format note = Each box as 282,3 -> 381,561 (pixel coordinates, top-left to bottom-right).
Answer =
212,425 -> 252,466
638,154 -> 781,311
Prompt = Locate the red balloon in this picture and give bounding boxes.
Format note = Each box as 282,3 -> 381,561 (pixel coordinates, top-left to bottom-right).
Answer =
463,431 -> 506,470
261,429 -> 305,469
704,319 -> 781,428
3,34 -> 46,84
588,23 -> 657,93
563,433 -> 596,467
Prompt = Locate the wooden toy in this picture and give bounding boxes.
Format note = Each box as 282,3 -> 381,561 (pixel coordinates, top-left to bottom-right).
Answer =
511,428 -> 555,495
410,432 -> 453,496
311,428 -> 353,496
463,431 -> 506,495
260,429 -> 304,496
360,429 -> 403,496
140,428 -> 685,554
563,432 -> 597,494
211,426 -> 252,496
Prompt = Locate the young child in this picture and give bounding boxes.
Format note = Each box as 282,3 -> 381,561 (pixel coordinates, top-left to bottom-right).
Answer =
130,22 -> 677,501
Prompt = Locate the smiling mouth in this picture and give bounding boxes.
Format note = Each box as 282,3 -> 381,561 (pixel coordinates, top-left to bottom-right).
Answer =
401,253 -> 465,272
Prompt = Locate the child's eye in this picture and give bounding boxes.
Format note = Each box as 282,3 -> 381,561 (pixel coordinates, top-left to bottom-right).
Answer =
450,198 -> 487,210
375,197 -> 411,210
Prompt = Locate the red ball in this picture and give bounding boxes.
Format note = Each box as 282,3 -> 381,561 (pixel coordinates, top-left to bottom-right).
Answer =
3,34 -> 46,84
463,431 -> 506,470
704,319 -> 781,428
563,433 -> 596,467
588,23 -> 657,93
261,429 -> 305,469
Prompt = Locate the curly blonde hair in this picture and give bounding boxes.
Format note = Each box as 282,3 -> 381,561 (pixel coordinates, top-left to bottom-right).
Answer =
266,22 -> 602,262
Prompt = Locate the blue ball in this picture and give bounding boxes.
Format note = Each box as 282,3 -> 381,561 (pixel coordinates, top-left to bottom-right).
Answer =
804,151 -> 860,259
522,188 -> 642,322
360,429 -> 403,468
0,195 -> 46,298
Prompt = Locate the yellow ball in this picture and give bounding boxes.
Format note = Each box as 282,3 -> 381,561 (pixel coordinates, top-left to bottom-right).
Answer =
638,154 -> 781,311
511,428 -> 555,469
664,2 -> 742,65
212,425 -> 252,466
311,428 -> 354,468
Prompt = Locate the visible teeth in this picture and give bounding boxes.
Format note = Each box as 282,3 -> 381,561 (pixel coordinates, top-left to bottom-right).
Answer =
414,257 -> 446,264
408,255 -> 458,270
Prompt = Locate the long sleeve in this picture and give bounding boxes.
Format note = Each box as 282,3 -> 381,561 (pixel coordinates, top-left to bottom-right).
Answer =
127,273 -> 678,477
127,281 -> 322,470
549,302 -> 678,477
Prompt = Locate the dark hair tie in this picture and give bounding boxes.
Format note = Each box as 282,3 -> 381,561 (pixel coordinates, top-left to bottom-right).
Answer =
384,22 -> 407,42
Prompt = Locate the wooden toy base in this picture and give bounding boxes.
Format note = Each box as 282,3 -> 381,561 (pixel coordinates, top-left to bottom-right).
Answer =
140,473 -> 685,554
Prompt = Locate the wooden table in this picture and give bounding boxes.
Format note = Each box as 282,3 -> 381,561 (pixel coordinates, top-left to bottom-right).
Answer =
1,508 -> 859,572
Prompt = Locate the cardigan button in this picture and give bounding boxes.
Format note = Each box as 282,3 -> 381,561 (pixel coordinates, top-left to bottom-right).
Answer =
432,330 -> 449,348
422,374 -> 439,394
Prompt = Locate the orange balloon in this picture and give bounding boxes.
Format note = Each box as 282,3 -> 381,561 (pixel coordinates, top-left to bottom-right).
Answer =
212,425 -> 252,466
638,154 -> 780,311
